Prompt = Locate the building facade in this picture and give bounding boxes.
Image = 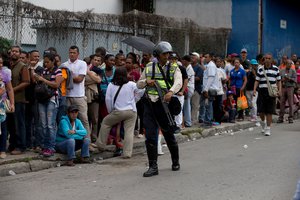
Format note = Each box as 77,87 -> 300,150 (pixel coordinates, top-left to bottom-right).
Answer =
228,0 -> 300,62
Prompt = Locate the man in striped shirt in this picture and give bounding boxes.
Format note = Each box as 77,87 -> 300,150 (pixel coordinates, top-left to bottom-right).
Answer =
253,53 -> 281,136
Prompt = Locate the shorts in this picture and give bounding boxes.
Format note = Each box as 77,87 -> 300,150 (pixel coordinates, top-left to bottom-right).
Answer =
257,88 -> 276,114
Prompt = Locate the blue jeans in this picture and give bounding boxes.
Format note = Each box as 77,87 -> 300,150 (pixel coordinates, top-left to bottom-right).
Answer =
33,101 -> 43,148
294,179 -> 300,200
25,101 -> 42,148
56,96 -> 67,124
183,91 -> 193,126
11,103 -> 26,151
198,95 -> 205,122
39,101 -> 58,150
56,138 -> 90,160
201,96 -> 214,125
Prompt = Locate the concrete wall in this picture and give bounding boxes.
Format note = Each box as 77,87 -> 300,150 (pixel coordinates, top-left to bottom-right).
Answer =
35,26 -> 149,62
155,0 -> 232,29
263,0 -> 300,62
24,0 -> 122,14
227,0 -> 259,60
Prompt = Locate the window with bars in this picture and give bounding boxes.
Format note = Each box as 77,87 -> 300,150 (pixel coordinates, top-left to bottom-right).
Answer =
123,0 -> 154,13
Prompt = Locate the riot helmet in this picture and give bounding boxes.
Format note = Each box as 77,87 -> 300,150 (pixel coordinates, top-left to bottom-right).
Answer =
153,41 -> 173,57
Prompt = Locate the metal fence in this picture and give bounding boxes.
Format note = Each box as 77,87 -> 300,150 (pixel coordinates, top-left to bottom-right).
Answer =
0,0 -> 231,60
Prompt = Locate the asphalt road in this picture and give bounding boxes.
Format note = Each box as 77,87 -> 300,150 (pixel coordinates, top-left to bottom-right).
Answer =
1,120 -> 300,200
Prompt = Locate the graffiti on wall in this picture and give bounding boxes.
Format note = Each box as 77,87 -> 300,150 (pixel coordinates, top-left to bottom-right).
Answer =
241,44 -> 256,54
276,45 -> 291,63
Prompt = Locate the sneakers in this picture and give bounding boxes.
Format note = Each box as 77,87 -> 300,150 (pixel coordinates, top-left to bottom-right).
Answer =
33,146 -> 42,154
264,127 -> 271,136
113,148 -> 123,157
79,157 -> 92,164
250,116 -> 257,122
42,149 -> 55,157
261,120 -> 267,133
0,152 -> 7,159
288,118 -> 293,123
277,118 -> 284,123
63,160 -> 75,167
212,122 -> 220,126
11,149 -> 24,155
237,116 -> 244,121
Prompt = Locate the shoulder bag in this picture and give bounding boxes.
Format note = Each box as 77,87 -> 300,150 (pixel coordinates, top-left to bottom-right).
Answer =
262,67 -> 279,97
112,84 -> 123,110
156,63 -> 181,116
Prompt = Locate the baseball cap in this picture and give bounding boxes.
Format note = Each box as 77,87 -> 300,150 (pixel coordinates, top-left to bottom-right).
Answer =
227,90 -> 234,96
240,48 -> 247,53
169,53 -> 178,59
230,53 -> 239,57
250,59 -> 258,65
68,105 -> 79,113
190,52 -> 200,59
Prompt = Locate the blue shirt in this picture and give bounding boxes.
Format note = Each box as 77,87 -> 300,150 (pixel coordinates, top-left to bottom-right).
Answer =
100,67 -> 115,95
192,64 -> 204,93
56,116 -> 87,142
230,68 -> 246,89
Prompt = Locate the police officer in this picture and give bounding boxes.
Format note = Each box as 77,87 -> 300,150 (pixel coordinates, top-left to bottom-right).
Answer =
137,41 -> 182,177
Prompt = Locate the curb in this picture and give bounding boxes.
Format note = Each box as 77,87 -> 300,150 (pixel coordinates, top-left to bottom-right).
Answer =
0,116 -> 294,177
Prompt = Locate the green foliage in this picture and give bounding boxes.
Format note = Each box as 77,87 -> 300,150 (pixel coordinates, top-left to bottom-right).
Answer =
0,37 -> 12,54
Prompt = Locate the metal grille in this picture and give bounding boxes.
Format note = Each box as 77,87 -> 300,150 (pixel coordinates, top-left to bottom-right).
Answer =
123,0 -> 154,13
0,0 -> 230,60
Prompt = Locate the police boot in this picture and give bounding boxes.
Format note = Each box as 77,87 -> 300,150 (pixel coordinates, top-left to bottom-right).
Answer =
168,143 -> 180,171
143,160 -> 158,177
143,143 -> 159,177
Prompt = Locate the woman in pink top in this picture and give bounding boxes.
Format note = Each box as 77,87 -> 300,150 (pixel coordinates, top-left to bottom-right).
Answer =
295,60 -> 300,87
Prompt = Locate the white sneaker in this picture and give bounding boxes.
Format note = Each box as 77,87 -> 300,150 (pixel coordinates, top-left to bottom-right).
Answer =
261,120 -> 267,133
264,127 -> 271,136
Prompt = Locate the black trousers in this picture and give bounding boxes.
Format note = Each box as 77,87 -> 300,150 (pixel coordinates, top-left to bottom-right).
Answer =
213,95 -> 223,123
143,99 -> 179,162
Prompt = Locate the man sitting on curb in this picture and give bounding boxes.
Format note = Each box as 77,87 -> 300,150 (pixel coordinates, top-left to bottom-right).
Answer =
55,105 -> 91,166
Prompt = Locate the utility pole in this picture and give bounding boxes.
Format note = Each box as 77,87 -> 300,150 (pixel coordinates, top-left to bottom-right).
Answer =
184,18 -> 190,55
12,0 -> 22,46
258,0 -> 263,54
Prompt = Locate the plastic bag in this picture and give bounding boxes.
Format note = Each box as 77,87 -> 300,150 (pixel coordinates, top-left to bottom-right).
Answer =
237,93 -> 248,111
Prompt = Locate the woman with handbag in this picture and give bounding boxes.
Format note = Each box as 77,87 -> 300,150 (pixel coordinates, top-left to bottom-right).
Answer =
0,55 -> 15,159
96,67 -> 138,158
33,53 -> 64,157
229,59 -> 247,121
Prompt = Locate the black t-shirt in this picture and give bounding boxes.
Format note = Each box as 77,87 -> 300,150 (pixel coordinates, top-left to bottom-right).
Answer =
241,59 -> 251,70
90,66 -> 102,76
179,65 -> 188,81
178,65 -> 188,92
25,65 -> 44,103
246,70 -> 256,90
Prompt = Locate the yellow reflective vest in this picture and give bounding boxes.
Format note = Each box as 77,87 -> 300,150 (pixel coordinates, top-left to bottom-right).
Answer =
145,62 -> 178,96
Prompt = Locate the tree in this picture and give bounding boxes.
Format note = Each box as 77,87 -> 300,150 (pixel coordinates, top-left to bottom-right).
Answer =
0,37 -> 12,54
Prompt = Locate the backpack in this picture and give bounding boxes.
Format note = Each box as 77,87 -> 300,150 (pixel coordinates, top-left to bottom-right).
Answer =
59,64 -> 74,90
34,71 -> 56,103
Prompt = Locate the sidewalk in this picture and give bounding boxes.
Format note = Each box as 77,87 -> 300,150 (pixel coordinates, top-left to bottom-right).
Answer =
0,118 -> 277,177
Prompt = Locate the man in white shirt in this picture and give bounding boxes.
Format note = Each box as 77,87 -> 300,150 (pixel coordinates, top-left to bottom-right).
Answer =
201,53 -> 219,127
63,46 -> 90,136
181,55 -> 195,127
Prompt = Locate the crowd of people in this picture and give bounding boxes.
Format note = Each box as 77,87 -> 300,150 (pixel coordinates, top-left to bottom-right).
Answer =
0,43 -> 299,170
